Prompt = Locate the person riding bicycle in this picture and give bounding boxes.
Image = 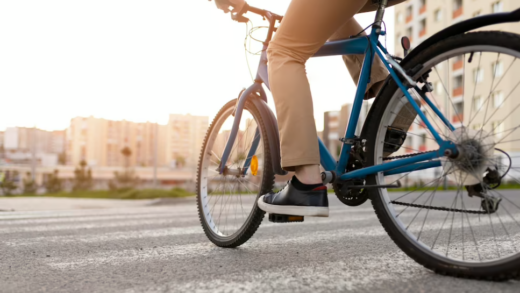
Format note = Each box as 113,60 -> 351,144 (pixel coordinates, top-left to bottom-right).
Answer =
214,0 -> 409,217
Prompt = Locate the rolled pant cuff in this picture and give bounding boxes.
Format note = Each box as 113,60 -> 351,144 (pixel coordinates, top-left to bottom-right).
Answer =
281,156 -> 321,171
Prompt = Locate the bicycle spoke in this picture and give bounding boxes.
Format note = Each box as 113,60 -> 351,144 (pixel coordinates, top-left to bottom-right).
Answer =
199,106 -> 268,239
374,43 -> 520,268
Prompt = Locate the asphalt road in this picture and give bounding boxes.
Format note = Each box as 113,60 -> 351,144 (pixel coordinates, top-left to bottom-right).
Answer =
1,195 -> 519,293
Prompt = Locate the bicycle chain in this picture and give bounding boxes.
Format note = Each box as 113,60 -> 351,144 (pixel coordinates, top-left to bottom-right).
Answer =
390,201 -> 489,214
383,150 -> 436,161
383,150 -> 488,214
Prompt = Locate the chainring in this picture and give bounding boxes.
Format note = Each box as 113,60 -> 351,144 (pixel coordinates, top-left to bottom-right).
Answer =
333,181 -> 369,206
333,141 -> 370,206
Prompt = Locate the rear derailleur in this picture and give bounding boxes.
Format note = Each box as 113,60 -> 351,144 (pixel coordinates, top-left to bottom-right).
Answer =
465,168 -> 502,214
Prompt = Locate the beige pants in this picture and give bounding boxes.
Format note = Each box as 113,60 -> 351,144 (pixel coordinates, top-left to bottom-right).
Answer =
267,0 -> 389,171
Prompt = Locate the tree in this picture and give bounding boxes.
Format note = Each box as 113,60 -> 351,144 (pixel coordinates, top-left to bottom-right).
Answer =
109,147 -> 139,192
22,172 -> 37,194
58,152 -> 67,165
176,155 -> 186,168
72,160 -> 93,191
0,171 -> 18,196
45,169 -> 63,193
108,169 -> 139,192
121,146 -> 132,168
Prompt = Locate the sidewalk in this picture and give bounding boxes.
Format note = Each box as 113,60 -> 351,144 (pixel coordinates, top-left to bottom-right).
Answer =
0,197 -> 160,212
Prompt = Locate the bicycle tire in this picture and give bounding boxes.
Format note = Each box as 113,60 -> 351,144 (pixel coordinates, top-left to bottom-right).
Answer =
364,31 -> 520,280
197,98 -> 274,248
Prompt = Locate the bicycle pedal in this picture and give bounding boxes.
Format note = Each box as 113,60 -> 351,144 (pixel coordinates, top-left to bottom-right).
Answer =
268,213 -> 304,223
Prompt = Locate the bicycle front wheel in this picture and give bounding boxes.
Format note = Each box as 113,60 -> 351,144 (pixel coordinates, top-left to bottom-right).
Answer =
365,32 -> 520,280
197,98 -> 274,248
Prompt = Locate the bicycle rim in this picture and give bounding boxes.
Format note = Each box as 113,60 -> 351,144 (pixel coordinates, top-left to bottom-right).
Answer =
198,102 -> 267,242
373,42 -> 520,267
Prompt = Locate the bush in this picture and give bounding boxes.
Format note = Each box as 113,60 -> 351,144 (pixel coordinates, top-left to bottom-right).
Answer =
73,160 -> 93,191
23,172 -> 38,195
45,170 -> 63,193
16,188 -> 194,199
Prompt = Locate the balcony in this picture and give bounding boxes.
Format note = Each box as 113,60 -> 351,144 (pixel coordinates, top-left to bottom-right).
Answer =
420,5 -> 427,15
453,7 -> 463,19
453,60 -> 464,70
453,87 -> 464,97
452,114 -> 464,123
406,14 -> 413,23
419,28 -> 427,38
419,121 -> 426,128
419,145 -> 428,152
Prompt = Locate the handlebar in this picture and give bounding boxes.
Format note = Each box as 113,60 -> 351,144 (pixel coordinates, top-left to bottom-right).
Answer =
231,3 -> 283,24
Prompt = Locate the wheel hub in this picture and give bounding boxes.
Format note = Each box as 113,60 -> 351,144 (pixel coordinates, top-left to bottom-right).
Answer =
443,128 -> 495,186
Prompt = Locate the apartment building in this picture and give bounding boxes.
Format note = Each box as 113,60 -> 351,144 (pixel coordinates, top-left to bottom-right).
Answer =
67,117 -> 168,167
323,111 -> 341,158
67,114 -> 208,168
3,127 -> 64,153
394,0 -> 520,181
395,0 -> 517,50
166,114 -> 208,169
323,102 -> 372,159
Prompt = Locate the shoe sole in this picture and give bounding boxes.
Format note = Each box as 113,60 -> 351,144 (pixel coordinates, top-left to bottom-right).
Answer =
257,196 -> 329,217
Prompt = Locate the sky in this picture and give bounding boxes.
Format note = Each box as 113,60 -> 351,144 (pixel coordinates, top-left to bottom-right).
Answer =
0,0 -> 394,132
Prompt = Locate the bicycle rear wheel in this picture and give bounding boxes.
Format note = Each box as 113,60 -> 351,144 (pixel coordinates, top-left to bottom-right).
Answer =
365,32 -> 520,279
197,98 -> 274,247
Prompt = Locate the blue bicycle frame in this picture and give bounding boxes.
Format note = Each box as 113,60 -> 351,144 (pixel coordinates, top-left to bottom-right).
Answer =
219,2 -> 459,182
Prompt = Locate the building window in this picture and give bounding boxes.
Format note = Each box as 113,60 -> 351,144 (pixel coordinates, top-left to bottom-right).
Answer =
453,75 -> 464,96
434,9 -> 443,22
436,82 -> 444,95
419,19 -> 427,37
473,96 -> 482,111
473,68 -> 484,83
492,61 -> 503,78
397,12 -> 404,23
406,27 -> 413,40
492,91 -> 504,108
406,5 -> 413,23
492,1 -> 503,13
473,10 -> 481,17
419,134 -> 428,151
492,121 -> 504,137
453,0 -> 463,18
419,0 -> 427,14
453,55 -> 464,70
453,101 -> 464,123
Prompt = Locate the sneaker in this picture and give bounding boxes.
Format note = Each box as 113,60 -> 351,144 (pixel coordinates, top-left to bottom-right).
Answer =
257,181 -> 329,217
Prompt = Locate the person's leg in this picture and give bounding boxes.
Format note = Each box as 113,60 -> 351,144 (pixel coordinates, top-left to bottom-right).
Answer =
267,0 -> 369,185
259,0 -> 370,217
331,16 -> 417,157
330,18 -> 388,100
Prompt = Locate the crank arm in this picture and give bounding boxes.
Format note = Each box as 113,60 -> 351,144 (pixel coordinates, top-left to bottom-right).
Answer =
350,180 -> 402,189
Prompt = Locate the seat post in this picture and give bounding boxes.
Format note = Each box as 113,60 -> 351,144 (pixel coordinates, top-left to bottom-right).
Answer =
374,0 -> 388,30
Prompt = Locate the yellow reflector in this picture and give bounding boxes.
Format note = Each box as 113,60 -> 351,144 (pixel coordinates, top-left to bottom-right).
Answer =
251,155 -> 258,176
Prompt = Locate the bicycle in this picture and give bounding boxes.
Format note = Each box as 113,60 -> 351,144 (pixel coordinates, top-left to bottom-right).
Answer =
197,0 -> 520,280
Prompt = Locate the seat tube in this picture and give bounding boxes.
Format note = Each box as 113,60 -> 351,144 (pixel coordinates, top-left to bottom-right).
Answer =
335,33 -> 378,174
